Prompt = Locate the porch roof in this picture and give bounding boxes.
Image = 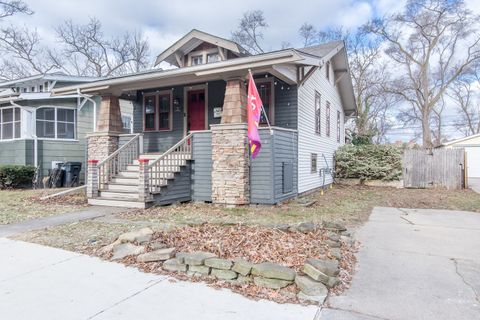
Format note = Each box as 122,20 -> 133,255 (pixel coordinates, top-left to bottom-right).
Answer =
53,43 -> 357,115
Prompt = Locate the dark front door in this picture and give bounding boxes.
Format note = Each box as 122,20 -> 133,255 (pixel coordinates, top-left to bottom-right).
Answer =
187,90 -> 206,131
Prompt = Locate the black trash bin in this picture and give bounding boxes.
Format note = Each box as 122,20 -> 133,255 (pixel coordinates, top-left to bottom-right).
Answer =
62,162 -> 82,187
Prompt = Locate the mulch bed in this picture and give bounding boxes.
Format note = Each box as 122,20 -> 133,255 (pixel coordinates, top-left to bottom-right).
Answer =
89,223 -> 358,304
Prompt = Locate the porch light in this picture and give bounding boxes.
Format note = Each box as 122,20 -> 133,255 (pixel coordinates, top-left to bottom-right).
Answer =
173,98 -> 181,112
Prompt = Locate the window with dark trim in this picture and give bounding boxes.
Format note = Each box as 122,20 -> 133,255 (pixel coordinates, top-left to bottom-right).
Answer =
143,92 -> 172,131
315,91 -> 321,134
326,101 -> 331,137
144,95 -> 156,131
337,110 -> 341,142
257,81 -> 272,124
325,61 -> 330,81
311,153 -> 317,173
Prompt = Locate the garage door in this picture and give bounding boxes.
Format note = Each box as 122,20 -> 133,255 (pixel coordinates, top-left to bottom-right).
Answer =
466,147 -> 480,178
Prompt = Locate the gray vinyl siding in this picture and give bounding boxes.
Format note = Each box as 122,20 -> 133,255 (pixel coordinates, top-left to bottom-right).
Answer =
297,64 -> 345,193
153,165 -> 192,205
191,131 -> 212,202
250,128 -> 298,204
274,84 -> 297,129
0,140 -> 32,165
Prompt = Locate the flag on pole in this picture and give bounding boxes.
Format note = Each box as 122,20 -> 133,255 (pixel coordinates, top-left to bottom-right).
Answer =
247,72 -> 263,158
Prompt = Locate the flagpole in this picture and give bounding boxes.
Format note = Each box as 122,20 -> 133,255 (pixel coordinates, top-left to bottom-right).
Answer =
248,69 -> 273,136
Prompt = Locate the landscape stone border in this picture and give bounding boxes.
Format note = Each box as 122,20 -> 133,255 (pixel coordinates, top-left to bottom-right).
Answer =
101,223 -> 353,305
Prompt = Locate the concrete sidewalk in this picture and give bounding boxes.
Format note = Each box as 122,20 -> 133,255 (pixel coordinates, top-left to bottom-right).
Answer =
0,206 -> 125,237
321,207 -> 480,320
0,238 -> 318,320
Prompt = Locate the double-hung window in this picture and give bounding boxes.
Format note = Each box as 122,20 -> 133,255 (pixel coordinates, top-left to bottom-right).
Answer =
256,81 -> 273,125
0,107 -> 21,140
337,111 -> 341,142
326,101 -> 331,137
143,92 -> 172,131
315,91 -> 321,134
36,107 -> 76,139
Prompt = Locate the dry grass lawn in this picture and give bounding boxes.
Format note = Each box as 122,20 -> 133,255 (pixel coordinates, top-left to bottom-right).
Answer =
0,189 -> 88,225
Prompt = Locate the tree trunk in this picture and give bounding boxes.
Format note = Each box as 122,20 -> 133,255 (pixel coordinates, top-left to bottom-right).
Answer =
422,111 -> 433,148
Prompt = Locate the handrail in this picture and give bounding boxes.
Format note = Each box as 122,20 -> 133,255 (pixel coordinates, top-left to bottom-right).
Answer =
147,133 -> 193,193
98,133 -> 140,166
97,133 -> 142,189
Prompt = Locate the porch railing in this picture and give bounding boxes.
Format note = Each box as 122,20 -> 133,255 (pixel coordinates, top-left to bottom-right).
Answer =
98,134 -> 142,189
147,133 -> 193,193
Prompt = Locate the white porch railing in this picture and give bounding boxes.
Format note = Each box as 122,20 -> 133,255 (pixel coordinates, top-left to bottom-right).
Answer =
147,133 -> 193,193
97,134 -> 142,189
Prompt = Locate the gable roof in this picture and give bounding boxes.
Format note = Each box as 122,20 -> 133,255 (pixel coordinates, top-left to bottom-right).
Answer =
443,133 -> 480,146
296,41 -> 344,58
0,72 -> 99,88
154,29 -> 249,67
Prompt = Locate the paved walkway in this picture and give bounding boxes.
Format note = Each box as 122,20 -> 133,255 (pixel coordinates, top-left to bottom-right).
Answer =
321,207 -> 480,320
0,238 -> 318,320
0,206 -> 126,237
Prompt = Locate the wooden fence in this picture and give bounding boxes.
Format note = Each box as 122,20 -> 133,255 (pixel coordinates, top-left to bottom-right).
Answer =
403,148 -> 465,189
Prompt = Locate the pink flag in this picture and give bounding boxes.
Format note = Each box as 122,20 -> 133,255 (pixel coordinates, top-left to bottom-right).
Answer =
247,72 -> 263,158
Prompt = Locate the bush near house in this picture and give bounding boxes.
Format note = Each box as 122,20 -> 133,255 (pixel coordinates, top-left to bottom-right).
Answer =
335,145 -> 403,181
0,165 -> 36,189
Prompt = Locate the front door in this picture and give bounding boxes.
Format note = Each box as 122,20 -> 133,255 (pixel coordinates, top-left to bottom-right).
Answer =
187,90 -> 206,132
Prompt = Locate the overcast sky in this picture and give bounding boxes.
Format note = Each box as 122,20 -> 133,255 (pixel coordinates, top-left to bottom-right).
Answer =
7,0 -> 480,142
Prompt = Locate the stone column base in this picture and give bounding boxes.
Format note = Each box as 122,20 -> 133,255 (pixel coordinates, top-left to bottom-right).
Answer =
211,123 -> 250,206
87,132 -> 120,162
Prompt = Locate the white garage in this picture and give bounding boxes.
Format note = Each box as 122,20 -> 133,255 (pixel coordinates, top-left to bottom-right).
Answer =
443,133 -> 480,179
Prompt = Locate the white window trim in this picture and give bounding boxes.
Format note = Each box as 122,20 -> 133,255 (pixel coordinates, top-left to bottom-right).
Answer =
187,48 -> 221,66
0,107 -> 22,141
36,106 -> 77,141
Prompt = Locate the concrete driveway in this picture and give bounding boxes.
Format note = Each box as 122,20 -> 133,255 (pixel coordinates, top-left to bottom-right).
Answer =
0,238 -> 318,320
321,207 -> 480,320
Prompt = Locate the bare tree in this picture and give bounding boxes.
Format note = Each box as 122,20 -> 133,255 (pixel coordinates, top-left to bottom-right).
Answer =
298,23 -> 317,47
449,76 -> 480,136
231,10 -> 267,54
0,0 -> 31,20
56,18 -> 150,77
0,26 -> 62,79
367,0 -> 480,147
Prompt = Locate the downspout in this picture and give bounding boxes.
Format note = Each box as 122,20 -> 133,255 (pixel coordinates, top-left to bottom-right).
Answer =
10,100 -> 38,168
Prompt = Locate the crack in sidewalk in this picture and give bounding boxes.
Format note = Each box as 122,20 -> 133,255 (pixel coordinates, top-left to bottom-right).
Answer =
86,277 -> 167,319
320,306 -> 393,320
452,258 -> 480,304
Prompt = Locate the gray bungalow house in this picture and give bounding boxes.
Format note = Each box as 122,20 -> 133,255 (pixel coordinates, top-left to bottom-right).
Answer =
53,29 -> 357,208
0,73 -> 133,185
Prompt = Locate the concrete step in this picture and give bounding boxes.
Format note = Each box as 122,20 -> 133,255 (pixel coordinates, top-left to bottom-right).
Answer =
126,165 -> 139,171
99,190 -> 140,200
88,198 -> 153,209
106,183 -> 139,192
117,171 -> 139,178
111,177 -> 138,185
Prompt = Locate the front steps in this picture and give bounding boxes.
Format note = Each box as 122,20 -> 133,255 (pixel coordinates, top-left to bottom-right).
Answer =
88,151 -> 191,208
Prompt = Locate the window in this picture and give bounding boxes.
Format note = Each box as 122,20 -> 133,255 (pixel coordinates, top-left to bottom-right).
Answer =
315,91 -> 321,134
39,85 -> 43,92
325,61 -> 330,81
0,107 -> 21,140
256,81 -> 273,124
144,95 -> 156,131
22,87 -> 27,93
311,153 -> 317,173
337,111 -> 341,142
31,86 -> 35,93
122,115 -> 132,132
36,107 -> 76,139
158,94 -> 170,130
191,55 -> 203,66
207,53 -> 220,63
143,92 -> 171,131
326,102 -> 331,137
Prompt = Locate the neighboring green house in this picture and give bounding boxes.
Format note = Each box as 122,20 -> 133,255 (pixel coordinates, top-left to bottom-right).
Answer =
0,73 -> 111,185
